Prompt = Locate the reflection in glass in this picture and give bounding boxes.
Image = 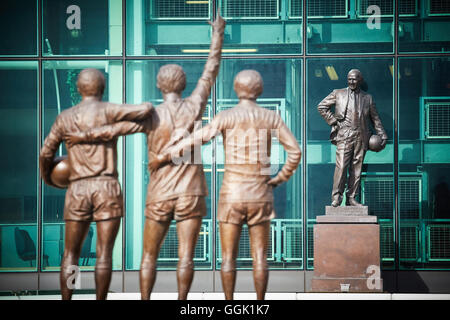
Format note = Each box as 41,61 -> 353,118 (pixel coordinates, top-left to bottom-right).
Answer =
215,59 -> 302,269
43,0 -> 122,56
399,57 -> 450,269
0,0 -> 37,56
219,0 -> 302,55
399,1 -> 450,53
127,0 -> 301,56
42,61 -> 123,271
0,61 -> 38,271
307,0 -> 394,54
306,58 -> 394,269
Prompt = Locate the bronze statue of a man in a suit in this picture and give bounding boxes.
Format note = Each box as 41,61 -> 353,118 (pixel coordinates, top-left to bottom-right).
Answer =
318,69 -> 387,207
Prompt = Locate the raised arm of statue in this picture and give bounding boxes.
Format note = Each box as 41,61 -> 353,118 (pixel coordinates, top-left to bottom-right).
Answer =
189,13 -> 226,119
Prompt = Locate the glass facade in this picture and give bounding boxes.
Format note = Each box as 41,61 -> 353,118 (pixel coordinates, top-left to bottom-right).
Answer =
43,0 -> 122,56
398,57 -> 450,269
1,0 -> 450,286
0,0 -> 37,56
0,61 -> 38,271
126,0 -> 302,56
306,0 -> 394,54
399,0 -> 450,53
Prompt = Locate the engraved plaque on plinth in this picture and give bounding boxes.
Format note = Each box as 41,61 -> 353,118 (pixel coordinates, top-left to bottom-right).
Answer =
311,206 -> 383,293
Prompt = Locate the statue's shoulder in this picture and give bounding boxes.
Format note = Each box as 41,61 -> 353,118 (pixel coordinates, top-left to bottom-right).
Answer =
360,90 -> 372,100
57,104 -> 79,121
334,88 -> 347,95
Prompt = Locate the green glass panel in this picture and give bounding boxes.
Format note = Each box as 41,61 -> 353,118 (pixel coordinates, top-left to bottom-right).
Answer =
126,0 -> 302,56
215,59 -> 303,270
306,58 -> 394,269
43,0 -> 122,56
399,0 -> 450,53
307,0 -> 394,54
124,59 -> 213,270
0,0 -> 37,56
0,61 -> 38,272
42,60 -> 123,271
399,57 -> 450,270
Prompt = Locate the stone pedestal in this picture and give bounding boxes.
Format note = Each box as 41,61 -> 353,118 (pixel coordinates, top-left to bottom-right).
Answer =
311,206 -> 383,293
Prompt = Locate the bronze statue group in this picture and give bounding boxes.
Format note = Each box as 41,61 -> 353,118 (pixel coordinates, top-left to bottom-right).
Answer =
39,13 -> 386,301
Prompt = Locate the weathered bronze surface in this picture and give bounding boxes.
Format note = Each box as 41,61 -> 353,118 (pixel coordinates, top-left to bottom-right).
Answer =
39,68 -> 154,300
155,69 -> 301,300
65,13 -> 226,300
317,69 -> 388,207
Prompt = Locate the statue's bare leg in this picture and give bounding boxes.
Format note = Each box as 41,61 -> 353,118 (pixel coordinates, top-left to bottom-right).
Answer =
95,217 -> 121,300
249,221 -> 270,300
176,217 -> 203,300
219,222 -> 242,300
139,218 -> 171,300
60,220 -> 91,300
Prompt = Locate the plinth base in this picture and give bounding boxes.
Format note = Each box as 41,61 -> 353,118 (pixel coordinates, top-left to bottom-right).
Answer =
311,210 -> 383,293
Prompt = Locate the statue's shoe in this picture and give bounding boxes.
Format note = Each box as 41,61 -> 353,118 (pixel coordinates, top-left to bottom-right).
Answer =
346,198 -> 363,207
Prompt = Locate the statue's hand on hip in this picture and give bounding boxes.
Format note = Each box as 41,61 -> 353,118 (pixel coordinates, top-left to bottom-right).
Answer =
332,121 -> 341,131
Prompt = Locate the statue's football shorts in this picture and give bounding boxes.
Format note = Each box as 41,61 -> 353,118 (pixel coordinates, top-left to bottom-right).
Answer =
145,196 -> 206,222
64,176 -> 123,222
218,201 -> 276,226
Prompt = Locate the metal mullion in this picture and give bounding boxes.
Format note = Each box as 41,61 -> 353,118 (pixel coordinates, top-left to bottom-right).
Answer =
394,0 -> 400,290
121,0 -> 127,291
4,52 -> 450,63
4,53 -> 450,63
126,54 -> 303,60
5,52 -> 450,62
395,52 -> 450,58
211,69 -> 218,288
211,0 -> 217,289
302,0 -> 307,277
37,0 -> 43,292
37,56 -> 123,60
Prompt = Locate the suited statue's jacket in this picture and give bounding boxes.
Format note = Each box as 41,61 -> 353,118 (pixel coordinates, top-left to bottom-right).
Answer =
317,87 -> 387,147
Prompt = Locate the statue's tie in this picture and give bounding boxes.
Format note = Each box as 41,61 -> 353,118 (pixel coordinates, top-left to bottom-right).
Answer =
352,91 -> 359,125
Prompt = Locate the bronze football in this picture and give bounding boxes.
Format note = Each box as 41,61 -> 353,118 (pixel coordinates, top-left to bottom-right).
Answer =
368,135 -> 383,152
50,155 -> 70,188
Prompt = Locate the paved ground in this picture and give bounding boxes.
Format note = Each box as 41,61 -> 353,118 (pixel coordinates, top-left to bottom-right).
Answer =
1,292 -> 450,300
